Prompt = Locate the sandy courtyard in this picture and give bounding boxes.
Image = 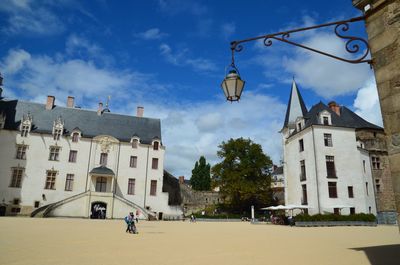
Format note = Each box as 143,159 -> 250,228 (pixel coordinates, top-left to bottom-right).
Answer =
0,218 -> 399,265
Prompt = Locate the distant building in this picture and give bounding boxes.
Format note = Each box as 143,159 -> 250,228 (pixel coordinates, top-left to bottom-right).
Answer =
0,91 -> 182,219
281,80 -> 395,219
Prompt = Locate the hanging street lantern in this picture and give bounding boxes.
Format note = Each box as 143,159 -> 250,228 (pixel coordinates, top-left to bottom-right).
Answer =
221,69 -> 245,102
221,47 -> 245,102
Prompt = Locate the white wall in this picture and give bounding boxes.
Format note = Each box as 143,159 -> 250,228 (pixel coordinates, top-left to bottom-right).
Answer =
283,125 -> 377,215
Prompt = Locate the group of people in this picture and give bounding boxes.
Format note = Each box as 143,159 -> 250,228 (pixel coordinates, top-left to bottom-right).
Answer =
124,212 -> 139,234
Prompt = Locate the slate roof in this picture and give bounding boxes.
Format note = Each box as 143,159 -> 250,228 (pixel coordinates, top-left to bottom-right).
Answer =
0,99 -> 162,144
303,101 -> 383,131
283,81 -> 308,128
90,166 -> 115,176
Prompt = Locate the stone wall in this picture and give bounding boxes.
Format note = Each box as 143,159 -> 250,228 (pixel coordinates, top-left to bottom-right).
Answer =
357,129 -> 397,223
353,0 -> 400,226
179,183 -> 223,215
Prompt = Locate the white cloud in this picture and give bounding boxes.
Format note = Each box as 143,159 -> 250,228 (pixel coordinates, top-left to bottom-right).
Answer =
159,43 -> 217,72
252,15 -> 372,99
0,0 -> 64,35
353,77 -> 383,126
221,22 -> 235,39
115,93 -> 286,178
135,28 -> 168,40
0,48 -> 168,108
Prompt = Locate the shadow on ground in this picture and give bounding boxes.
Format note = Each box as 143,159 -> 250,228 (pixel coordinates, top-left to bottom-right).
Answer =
351,244 -> 400,265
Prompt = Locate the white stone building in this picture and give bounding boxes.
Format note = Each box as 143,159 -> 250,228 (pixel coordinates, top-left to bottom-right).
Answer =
0,91 -> 182,219
282,80 -> 378,216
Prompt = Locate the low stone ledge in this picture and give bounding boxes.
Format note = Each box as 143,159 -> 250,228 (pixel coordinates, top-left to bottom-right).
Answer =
295,221 -> 377,227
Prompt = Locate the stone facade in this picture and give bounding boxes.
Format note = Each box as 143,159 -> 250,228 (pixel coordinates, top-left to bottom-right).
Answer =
353,0 -> 400,226
178,177 -> 223,215
356,130 -> 397,223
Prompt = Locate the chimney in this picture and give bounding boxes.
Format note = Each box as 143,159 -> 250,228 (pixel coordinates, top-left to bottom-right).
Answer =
97,102 -> 103,116
137,106 -> 144,117
67,96 -> 74,108
46,96 -> 55,110
179,176 -> 185,184
328,101 -> 341,116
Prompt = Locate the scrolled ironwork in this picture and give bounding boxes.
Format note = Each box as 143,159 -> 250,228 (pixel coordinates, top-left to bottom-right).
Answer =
229,16 -> 372,65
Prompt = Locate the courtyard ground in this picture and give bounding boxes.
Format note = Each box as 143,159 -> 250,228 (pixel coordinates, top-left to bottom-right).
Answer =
0,217 -> 399,265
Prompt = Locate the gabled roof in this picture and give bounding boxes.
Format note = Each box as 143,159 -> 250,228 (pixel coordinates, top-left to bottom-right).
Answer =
0,99 -> 162,144
303,102 -> 382,130
283,80 -> 308,128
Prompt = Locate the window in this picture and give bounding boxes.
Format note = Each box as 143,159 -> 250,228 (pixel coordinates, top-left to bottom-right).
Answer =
328,182 -> 337,198
130,156 -> 137,168
11,207 -> 21,213
16,145 -> 27,160
363,160 -> 366,172
369,206 -> 372,214
300,160 -> 306,181
132,139 -> 138,148
53,128 -> 62,140
10,167 -> 24,188
348,186 -> 354,198
297,122 -> 302,131
49,146 -> 60,161
371,156 -> 381,169
45,171 -> 57,190
72,133 -> 79,142
68,150 -> 77,163
13,198 -> 20,205
34,201 -> 40,208
21,124 -> 30,137
65,174 -> 74,191
323,116 -> 329,125
366,182 -> 369,196
333,208 -> 340,215
95,177 -> 107,192
127,178 -> 135,195
350,207 -> 355,215
153,141 -> 159,150
375,179 -> 381,193
150,180 -> 157,196
152,158 -> 158,169
299,139 -> 304,152
326,156 -> 336,178
324,134 -> 332,147
301,184 -> 308,205
100,153 -> 108,166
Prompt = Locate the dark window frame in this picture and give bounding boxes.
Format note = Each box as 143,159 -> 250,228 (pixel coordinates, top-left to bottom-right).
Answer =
299,139 -> 304,152
65,174 -> 74,191
152,158 -> 158,170
45,170 -> 57,190
95,177 -> 107,192
130,156 -> 137,168
10,167 -> 24,188
324,133 -> 332,147
68,150 -> 77,163
127,178 -> 135,195
348,186 -> 354,198
300,160 -> 306,181
150,180 -> 157,196
328,181 -> 338,198
326,156 -> 336,178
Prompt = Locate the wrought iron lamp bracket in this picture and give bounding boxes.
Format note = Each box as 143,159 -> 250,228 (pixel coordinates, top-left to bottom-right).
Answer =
230,16 -> 372,65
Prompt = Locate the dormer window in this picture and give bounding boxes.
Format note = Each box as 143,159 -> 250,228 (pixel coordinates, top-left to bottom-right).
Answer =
295,117 -> 305,132
20,113 -> 32,137
72,132 -> 79,142
53,129 -> 62,140
21,124 -> 30,137
319,111 -> 332,126
131,136 -> 140,148
153,141 -> 159,150
297,122 -> 302,131
52,116 -> 64,141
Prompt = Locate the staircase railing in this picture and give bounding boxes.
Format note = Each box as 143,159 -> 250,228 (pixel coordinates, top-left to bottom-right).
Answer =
42,191 -> 89,217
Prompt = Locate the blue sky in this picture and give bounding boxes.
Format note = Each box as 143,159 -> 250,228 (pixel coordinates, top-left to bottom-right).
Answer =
0,0 -> 382,178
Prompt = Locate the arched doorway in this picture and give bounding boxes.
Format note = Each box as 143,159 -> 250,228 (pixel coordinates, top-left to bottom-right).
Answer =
90,202 -> 107,219
0,206 -> 6,216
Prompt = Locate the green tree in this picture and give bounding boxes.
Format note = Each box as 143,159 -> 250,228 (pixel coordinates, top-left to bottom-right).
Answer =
190,156 -> 211,191
211,138 -> 273,212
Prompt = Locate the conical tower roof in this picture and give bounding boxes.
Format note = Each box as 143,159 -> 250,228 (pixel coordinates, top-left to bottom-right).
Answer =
283,79 -> 307,128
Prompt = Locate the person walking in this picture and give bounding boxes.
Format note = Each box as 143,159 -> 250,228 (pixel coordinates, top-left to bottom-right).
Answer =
125,212 -> 134,233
